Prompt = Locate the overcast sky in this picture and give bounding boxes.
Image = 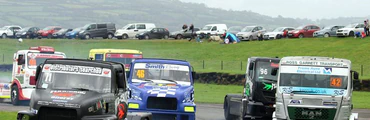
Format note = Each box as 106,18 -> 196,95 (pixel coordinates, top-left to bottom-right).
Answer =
180,0 -> 369,20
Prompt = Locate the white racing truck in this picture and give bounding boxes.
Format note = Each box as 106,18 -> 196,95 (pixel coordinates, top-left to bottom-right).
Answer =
3,46 -> 66,105
273,56 -> 359,120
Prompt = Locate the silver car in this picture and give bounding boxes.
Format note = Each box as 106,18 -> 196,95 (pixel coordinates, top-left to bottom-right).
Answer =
236,26 -> 266,41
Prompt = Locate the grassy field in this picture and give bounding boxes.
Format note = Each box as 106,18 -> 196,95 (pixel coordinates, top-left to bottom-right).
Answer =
1,37 -> 370,78
0,111 -> 16,120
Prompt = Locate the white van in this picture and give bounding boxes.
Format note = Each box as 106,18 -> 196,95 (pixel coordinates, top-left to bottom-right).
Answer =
195,24 -> 227,36
115,23 -> 156,39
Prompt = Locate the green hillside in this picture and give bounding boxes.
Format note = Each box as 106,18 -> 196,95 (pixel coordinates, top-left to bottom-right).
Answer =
0,37 -> 370,78
0,0 -> 313,31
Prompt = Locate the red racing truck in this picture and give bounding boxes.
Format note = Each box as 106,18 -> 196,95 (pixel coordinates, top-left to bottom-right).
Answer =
0,46 -> 66,105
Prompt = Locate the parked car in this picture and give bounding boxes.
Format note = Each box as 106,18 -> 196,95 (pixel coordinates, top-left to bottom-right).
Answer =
227,26 -> 243,35
313,25 -> 344,37
288,25 -> 320,38
263,27 -> 295,40
52,28 -> 72,39
37,26 -> 62,39
336,23 -> 365,37
65,27 -> 82,39
79,23 -> 116,39
135,28 -> 169,40
0,25 -> 22,39
115,23 -> 156,39
15,27 -> 40,39
236,26 -> 266,40
195,24 -> 228,36
170,28 -> 200,39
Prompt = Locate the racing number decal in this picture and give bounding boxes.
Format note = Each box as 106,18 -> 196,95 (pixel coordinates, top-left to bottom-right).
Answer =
136,70 -> 145,78
330,77 -> 342,87
260,68 -> 268,75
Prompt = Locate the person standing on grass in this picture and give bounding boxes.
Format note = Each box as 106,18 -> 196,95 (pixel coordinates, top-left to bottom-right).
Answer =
364,21 -> 369,36
188,24 -> 194,41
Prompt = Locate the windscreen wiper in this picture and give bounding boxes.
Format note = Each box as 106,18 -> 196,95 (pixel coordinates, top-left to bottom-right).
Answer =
71,87 -> 91,91
160,79 -> 178,84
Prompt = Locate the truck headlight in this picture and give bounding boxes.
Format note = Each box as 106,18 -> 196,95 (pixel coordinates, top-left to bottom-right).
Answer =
131,88 -> 142,101
183,91 -> 194,103
79,30 -> 85,34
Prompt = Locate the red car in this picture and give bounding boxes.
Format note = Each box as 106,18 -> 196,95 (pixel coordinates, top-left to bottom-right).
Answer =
288,25 -> 320,38
37,26 -> 62,39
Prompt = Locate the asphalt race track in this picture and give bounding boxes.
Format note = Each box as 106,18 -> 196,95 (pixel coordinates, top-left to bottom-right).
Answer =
1,101 -> 369,120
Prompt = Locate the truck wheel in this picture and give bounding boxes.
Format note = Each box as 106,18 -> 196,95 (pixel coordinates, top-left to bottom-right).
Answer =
107,33 -> 114,39
224,96 -> 239,120
85,34 -> 90,39
26,35 -> 30,39
11,85 -> 20,105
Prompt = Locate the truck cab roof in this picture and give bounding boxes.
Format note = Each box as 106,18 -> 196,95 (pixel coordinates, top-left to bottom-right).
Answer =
281,56 -> 351,64
44,58 -> 125,70
133,58 -> 191,66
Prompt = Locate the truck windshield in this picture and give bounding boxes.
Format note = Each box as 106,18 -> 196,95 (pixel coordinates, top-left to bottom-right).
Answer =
27,53 -> 65,69
254,61 -> 279,81
105,53 -> 143,64
132,63 -> 191,84
279,65 -> 349,95
279,73 -> 348,89
37,64 -> 112,93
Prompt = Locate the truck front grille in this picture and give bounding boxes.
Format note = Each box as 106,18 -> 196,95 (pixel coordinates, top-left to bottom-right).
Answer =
147,97 -> 177,110
288,107 -> 336,120
38,107 -> 78,120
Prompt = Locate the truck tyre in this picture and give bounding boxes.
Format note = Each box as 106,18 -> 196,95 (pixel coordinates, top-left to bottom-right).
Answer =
324,33 -> 330,37
107,33 -> 114,39
224,96 -> 239,120
85,34 -> 90,39
145,35 -> 150,40
11,85 -> 20,105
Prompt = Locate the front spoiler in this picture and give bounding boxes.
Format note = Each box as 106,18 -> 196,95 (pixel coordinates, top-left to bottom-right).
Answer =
17,110 -> 153,120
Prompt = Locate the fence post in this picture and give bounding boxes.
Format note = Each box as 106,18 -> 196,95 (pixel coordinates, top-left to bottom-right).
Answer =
202,60 -> 204,69
221,61 -> 223,70
361,65 -> 363,76
240,61 -> 242,71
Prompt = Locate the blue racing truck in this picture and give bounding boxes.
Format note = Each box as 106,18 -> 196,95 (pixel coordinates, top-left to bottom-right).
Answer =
127,58 -> 196,120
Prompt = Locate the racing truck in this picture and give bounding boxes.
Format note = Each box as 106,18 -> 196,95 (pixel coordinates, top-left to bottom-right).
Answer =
224,57 -> 280,120
273,56 -> 359,120
0,46 -> 66,105
17,58 -> 152,120
127,58 -> 196,120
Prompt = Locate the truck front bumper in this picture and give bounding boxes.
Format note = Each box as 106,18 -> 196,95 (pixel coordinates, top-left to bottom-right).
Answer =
245,101 -> 274,119
129,109 -> 195,120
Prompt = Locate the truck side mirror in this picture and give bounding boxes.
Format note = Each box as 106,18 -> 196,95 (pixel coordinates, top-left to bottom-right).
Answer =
35,64 -> 43,82
127,88 -> 132,98
353,71 -> 359,80
271,68 -> 278,76
248,63 -> 254,70
116,70 -> 126,89
192,71 -> 196,79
